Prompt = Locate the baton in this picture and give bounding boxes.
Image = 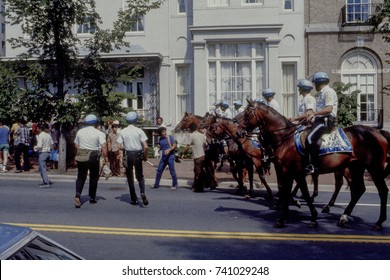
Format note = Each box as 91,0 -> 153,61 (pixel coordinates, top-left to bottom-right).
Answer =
146,160 -> 154,167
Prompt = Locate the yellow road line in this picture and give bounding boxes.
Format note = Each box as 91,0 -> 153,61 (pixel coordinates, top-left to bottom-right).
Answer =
5,222 -> 390,244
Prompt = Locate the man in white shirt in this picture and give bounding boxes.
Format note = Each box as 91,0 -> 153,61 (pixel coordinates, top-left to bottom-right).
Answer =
305,72 -> 338,175
118,112 -> 149,206
74,114 -> 108,208
34,123 -> 53,188
262,88 -> 280,113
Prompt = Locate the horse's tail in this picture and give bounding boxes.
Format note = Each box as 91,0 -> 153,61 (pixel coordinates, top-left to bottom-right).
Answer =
379,129 -> 390,177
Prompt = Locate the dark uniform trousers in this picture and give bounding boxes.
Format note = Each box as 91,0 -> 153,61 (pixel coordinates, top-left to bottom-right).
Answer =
75,155 -> 100,200
125,150 -> 145,202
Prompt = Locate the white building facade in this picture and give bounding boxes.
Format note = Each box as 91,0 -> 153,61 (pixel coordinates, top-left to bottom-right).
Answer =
5,0 -> 306,125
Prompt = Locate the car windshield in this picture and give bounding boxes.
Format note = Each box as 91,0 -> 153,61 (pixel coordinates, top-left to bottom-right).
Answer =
8,236 -> 80,260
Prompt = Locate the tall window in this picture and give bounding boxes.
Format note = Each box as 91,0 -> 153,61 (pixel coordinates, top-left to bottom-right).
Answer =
284,0 -> 294,10
208,0 -> 229,6
178,0 -> 186,14
346,0 -> 371,23
176,65 -> 191,119
128,16 -> 144,32
126,81 -> 144,111
281,63 -> 297,118
208,43 -> 265,110
341,52 -> 377,124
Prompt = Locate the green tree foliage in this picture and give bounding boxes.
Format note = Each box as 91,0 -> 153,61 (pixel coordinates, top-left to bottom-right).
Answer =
4,0 -> 164,124
333,82 -> 359,128
367,2 -> 390,94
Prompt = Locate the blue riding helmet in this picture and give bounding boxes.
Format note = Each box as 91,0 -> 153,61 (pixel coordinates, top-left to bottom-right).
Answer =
84,114 -> 98,125
262,88 -> 275,98
220,101 -> 229,109
297,79 -> 313,91
312,72 -> 329,84
125,111 -> 138,123
233,100 -> 242,107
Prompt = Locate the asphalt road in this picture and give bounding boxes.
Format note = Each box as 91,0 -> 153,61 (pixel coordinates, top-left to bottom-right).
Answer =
1,163 -> 390,260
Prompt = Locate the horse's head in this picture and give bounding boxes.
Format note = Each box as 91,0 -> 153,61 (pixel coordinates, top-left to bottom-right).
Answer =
234,98 -> 261,132
174,112 -> 201,133
199,112 -> 217,129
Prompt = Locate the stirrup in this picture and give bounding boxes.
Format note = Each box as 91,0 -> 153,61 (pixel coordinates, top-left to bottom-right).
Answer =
305,164 -> 316,175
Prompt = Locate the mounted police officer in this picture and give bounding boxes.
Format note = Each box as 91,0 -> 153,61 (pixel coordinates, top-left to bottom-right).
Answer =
305,72 -> 338,175
291,79 -> 316,123
74,114 -> 108,208
233,100 -> 244,118
118,112 -> 149,206
262,88 -> 280,113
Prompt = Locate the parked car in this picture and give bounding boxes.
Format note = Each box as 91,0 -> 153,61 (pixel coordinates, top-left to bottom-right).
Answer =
0,223 -> 83,260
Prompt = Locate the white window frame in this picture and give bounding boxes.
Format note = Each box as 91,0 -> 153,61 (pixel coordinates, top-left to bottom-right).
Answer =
345,0 -> 371,23
125,80 -> 145,111
176,64 -> 191,121
76,17 -> 95,34
341,51 -> 378,124
208,0 -> 230,7
207,42 -> 265,111
281,62 -> 297,118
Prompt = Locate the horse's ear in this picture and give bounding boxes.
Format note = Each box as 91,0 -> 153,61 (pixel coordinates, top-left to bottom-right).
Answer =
246,98 -> 254,107
185,112 -> 189,116
205,112 -> 210,117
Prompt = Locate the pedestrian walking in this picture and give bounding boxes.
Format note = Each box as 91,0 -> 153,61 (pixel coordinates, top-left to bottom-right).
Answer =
186,123 -> 207,192
117,112 -> 149,206
152,126 -> 179,190
34,123 -> 53,188
14,119 -> 31,172
107,120 -> 121,176
0,119 -> 10,172
73,114 -> 108,208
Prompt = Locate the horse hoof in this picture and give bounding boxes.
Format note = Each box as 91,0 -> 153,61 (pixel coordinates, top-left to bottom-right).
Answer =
308,221 -> 318,228
371,224 -> 383,231
274,221 -> 285,228
321,206 -> 330,214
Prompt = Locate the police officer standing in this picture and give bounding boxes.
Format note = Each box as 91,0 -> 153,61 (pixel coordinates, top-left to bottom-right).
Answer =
74,114 -> 108,208
118,112 -> 149,206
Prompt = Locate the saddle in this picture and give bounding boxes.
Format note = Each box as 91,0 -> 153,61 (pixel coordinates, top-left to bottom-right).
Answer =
294,127 -> 353,156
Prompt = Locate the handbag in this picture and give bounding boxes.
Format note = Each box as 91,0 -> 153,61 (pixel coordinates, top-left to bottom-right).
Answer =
75,148 -> 99,162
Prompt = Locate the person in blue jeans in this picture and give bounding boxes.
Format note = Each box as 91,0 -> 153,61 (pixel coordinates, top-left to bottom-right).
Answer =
34,123 -> 53,188
153,127 -> 179,190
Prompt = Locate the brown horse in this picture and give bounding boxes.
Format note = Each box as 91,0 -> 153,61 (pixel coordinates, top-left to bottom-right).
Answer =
236,99 -> 389,230
204,115 -> 274,199
174,112 -> 202,133
174,112 -> 219,189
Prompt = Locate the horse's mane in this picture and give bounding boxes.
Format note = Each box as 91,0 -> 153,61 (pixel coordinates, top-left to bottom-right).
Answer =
256,103 -> 293,128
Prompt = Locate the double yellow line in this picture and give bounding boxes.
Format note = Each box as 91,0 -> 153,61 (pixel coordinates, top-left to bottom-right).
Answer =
7,223 -> 390,243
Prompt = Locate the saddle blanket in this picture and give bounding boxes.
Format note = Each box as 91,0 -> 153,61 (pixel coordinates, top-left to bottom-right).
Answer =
294,127 -> 353,156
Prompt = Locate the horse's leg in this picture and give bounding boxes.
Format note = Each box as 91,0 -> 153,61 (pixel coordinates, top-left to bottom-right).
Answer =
338,163 -> 366,228
245,163 -> 255,198
322,171 -> 344,213
369,170 -> 389,231
296,175 -> 319,228
257,169 -> 273,201
311,173 -> 319,199
291,183 -> 300,197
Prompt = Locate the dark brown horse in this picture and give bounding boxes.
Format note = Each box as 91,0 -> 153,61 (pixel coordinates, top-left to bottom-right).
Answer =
236,99 -> 389,230
204,115 -> 274,199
